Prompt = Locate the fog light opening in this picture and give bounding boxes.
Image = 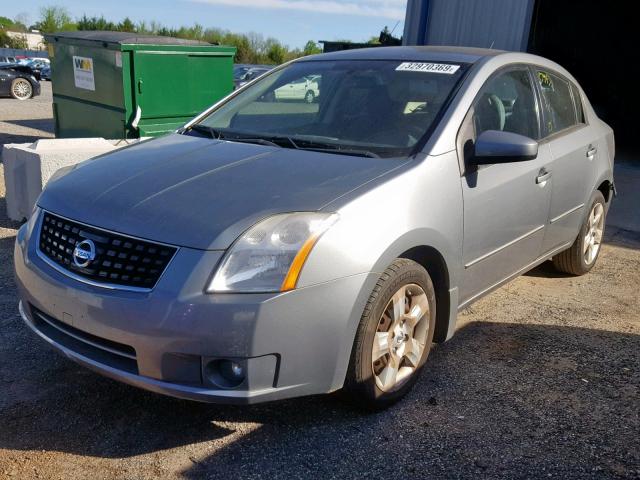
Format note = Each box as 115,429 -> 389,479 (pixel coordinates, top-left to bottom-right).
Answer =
205,359 -> 246,389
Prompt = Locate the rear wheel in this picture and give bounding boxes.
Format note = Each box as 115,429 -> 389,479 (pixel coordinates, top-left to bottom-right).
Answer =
344,258 -> 436,410
553,191 -> 606,275
10,78 -> 33,100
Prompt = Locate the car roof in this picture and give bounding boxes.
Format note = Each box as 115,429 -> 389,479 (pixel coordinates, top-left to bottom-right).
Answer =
298,45 -> 505,64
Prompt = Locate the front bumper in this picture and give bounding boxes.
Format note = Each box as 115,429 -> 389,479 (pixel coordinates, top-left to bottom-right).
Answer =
14,215 -> 377,404
31,79 -> 41,97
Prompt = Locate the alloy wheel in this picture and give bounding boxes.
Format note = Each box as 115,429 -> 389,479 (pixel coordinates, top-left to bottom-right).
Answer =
371,283 -> 430,392
583,202 -> 604,265
12,79 -> 32,100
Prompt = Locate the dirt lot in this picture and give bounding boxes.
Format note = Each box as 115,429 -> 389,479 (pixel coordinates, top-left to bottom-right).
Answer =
0,88 -> 639,479
0,82 -> 54,145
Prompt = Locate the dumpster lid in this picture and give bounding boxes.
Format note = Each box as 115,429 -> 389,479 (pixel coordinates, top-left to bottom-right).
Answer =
46,30 -> 211,46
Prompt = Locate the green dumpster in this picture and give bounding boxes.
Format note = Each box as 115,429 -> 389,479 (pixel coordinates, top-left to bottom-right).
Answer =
45,31 -> 236,138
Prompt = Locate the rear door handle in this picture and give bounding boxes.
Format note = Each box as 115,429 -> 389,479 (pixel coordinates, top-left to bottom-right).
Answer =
536,169 -> 552,184
586,145 -> 597,158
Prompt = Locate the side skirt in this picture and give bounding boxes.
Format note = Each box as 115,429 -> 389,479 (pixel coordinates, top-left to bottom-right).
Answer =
457,241 -> 572,312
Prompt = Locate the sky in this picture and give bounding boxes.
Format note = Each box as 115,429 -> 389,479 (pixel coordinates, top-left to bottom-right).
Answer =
3,0 -> 408,49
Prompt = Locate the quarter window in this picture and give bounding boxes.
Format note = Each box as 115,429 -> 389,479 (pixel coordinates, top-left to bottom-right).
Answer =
537,70 -> 578,135
572,83 -> 585,124
473,69 -> 539,140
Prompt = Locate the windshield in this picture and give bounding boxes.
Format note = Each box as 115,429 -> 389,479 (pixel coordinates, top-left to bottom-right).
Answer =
192,59 -> 468,158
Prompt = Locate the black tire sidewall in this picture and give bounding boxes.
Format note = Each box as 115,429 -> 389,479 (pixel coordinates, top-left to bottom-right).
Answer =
350,260 -> 436,408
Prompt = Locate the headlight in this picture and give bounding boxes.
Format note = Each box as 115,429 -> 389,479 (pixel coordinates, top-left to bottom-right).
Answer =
208,212 -> 338,293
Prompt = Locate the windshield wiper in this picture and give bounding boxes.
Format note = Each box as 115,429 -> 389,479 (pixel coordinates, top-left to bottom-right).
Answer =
185,126 -> 286,149
184,128 -> 379,157
226,137 -> 282,148
246,135 -> 380,157
186,124 -> 223,139
297,146 -> 380,158
291,139 -> 380,158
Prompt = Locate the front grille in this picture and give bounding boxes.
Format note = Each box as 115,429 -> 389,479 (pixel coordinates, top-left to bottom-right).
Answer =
30,305 -> 138,374
38,211 -> 177,290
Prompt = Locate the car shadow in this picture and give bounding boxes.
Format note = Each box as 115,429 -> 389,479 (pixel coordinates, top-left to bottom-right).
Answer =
604,226 -> 640,250
0,118 -> 54,146
525,227 -> 640,280
523,259 -> 573,278
0,321 -> 637,477
1,118 -> 54,134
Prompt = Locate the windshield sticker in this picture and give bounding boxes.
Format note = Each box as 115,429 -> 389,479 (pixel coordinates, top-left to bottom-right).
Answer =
396,62 -> 460,74
538,71 -> 554,90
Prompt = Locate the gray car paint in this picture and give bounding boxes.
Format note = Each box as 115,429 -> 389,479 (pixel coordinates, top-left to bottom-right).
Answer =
15,46 -> 614,403
39,133 -> 409,250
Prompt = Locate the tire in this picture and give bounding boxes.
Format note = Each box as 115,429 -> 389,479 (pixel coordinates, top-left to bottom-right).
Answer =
10,78 -> 33,100
552,191 -> 606,275
344,258 -> 436,410
304,90 -> 315,103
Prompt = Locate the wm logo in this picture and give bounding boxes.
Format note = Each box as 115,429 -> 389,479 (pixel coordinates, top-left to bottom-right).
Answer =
73,57 -> 92,71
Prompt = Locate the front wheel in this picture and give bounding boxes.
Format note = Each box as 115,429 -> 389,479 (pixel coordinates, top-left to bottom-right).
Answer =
344,258 -> 436,410
11,78 -> 33,100
553,191 -> 606,275
304,90 -> 315,103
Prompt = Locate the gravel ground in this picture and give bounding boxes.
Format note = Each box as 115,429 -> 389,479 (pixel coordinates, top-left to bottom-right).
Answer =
0,82 -> 54,145
0,85 -> 639,479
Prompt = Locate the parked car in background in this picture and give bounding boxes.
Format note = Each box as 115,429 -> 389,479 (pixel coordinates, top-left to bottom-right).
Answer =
234,66 -> 272,90
28,57 -> 50,64
274,74 -> 320,102
40,66 -> 51,81
22,60 -> 48,80
0,55 -> 17,63
233,64 -> 253,79
15,47 -> 614,409
0,64 -> 41,99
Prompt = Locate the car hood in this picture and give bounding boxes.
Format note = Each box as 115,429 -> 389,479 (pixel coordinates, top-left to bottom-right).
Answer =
38,134 -> 406,250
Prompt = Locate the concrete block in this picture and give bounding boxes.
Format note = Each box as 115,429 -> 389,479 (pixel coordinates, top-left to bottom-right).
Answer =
2,138 -> 144,222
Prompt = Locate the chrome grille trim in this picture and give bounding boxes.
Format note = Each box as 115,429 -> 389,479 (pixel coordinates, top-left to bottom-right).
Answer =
36,209 -> 179,293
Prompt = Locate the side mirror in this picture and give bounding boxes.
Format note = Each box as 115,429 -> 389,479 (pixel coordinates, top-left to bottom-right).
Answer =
472,130 -> 538,164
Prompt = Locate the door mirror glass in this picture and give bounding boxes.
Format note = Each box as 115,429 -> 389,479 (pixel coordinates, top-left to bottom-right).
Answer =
472,130 -> 538,164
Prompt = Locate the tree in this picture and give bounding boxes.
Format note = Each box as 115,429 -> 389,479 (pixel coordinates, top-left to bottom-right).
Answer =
32,13 -> 308,64
14,13 -> 30,32
118,17 -> 136,33
77,15 -> 116,31
0,30 -> 28,49
264,38 -> 286,64
303,40 -> 321,56
0,15 -> 27,32
35,6 -> 76,33
223,33 -> 252,63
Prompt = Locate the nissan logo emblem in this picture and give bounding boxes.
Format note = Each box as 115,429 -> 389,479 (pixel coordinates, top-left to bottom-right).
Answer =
73,239 -> 96,268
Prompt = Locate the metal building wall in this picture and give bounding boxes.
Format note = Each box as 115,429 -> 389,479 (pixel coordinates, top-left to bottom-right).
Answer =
403,0 -> 535,52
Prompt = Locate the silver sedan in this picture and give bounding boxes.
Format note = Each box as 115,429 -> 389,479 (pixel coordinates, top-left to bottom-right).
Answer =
15,46 -> 614,409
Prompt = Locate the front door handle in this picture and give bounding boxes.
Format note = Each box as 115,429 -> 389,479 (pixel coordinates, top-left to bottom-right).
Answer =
586,145 -> 597,158
536,169 -> 552,185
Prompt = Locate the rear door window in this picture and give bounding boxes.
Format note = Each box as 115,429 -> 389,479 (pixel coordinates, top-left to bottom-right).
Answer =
536,70 -> 578,135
